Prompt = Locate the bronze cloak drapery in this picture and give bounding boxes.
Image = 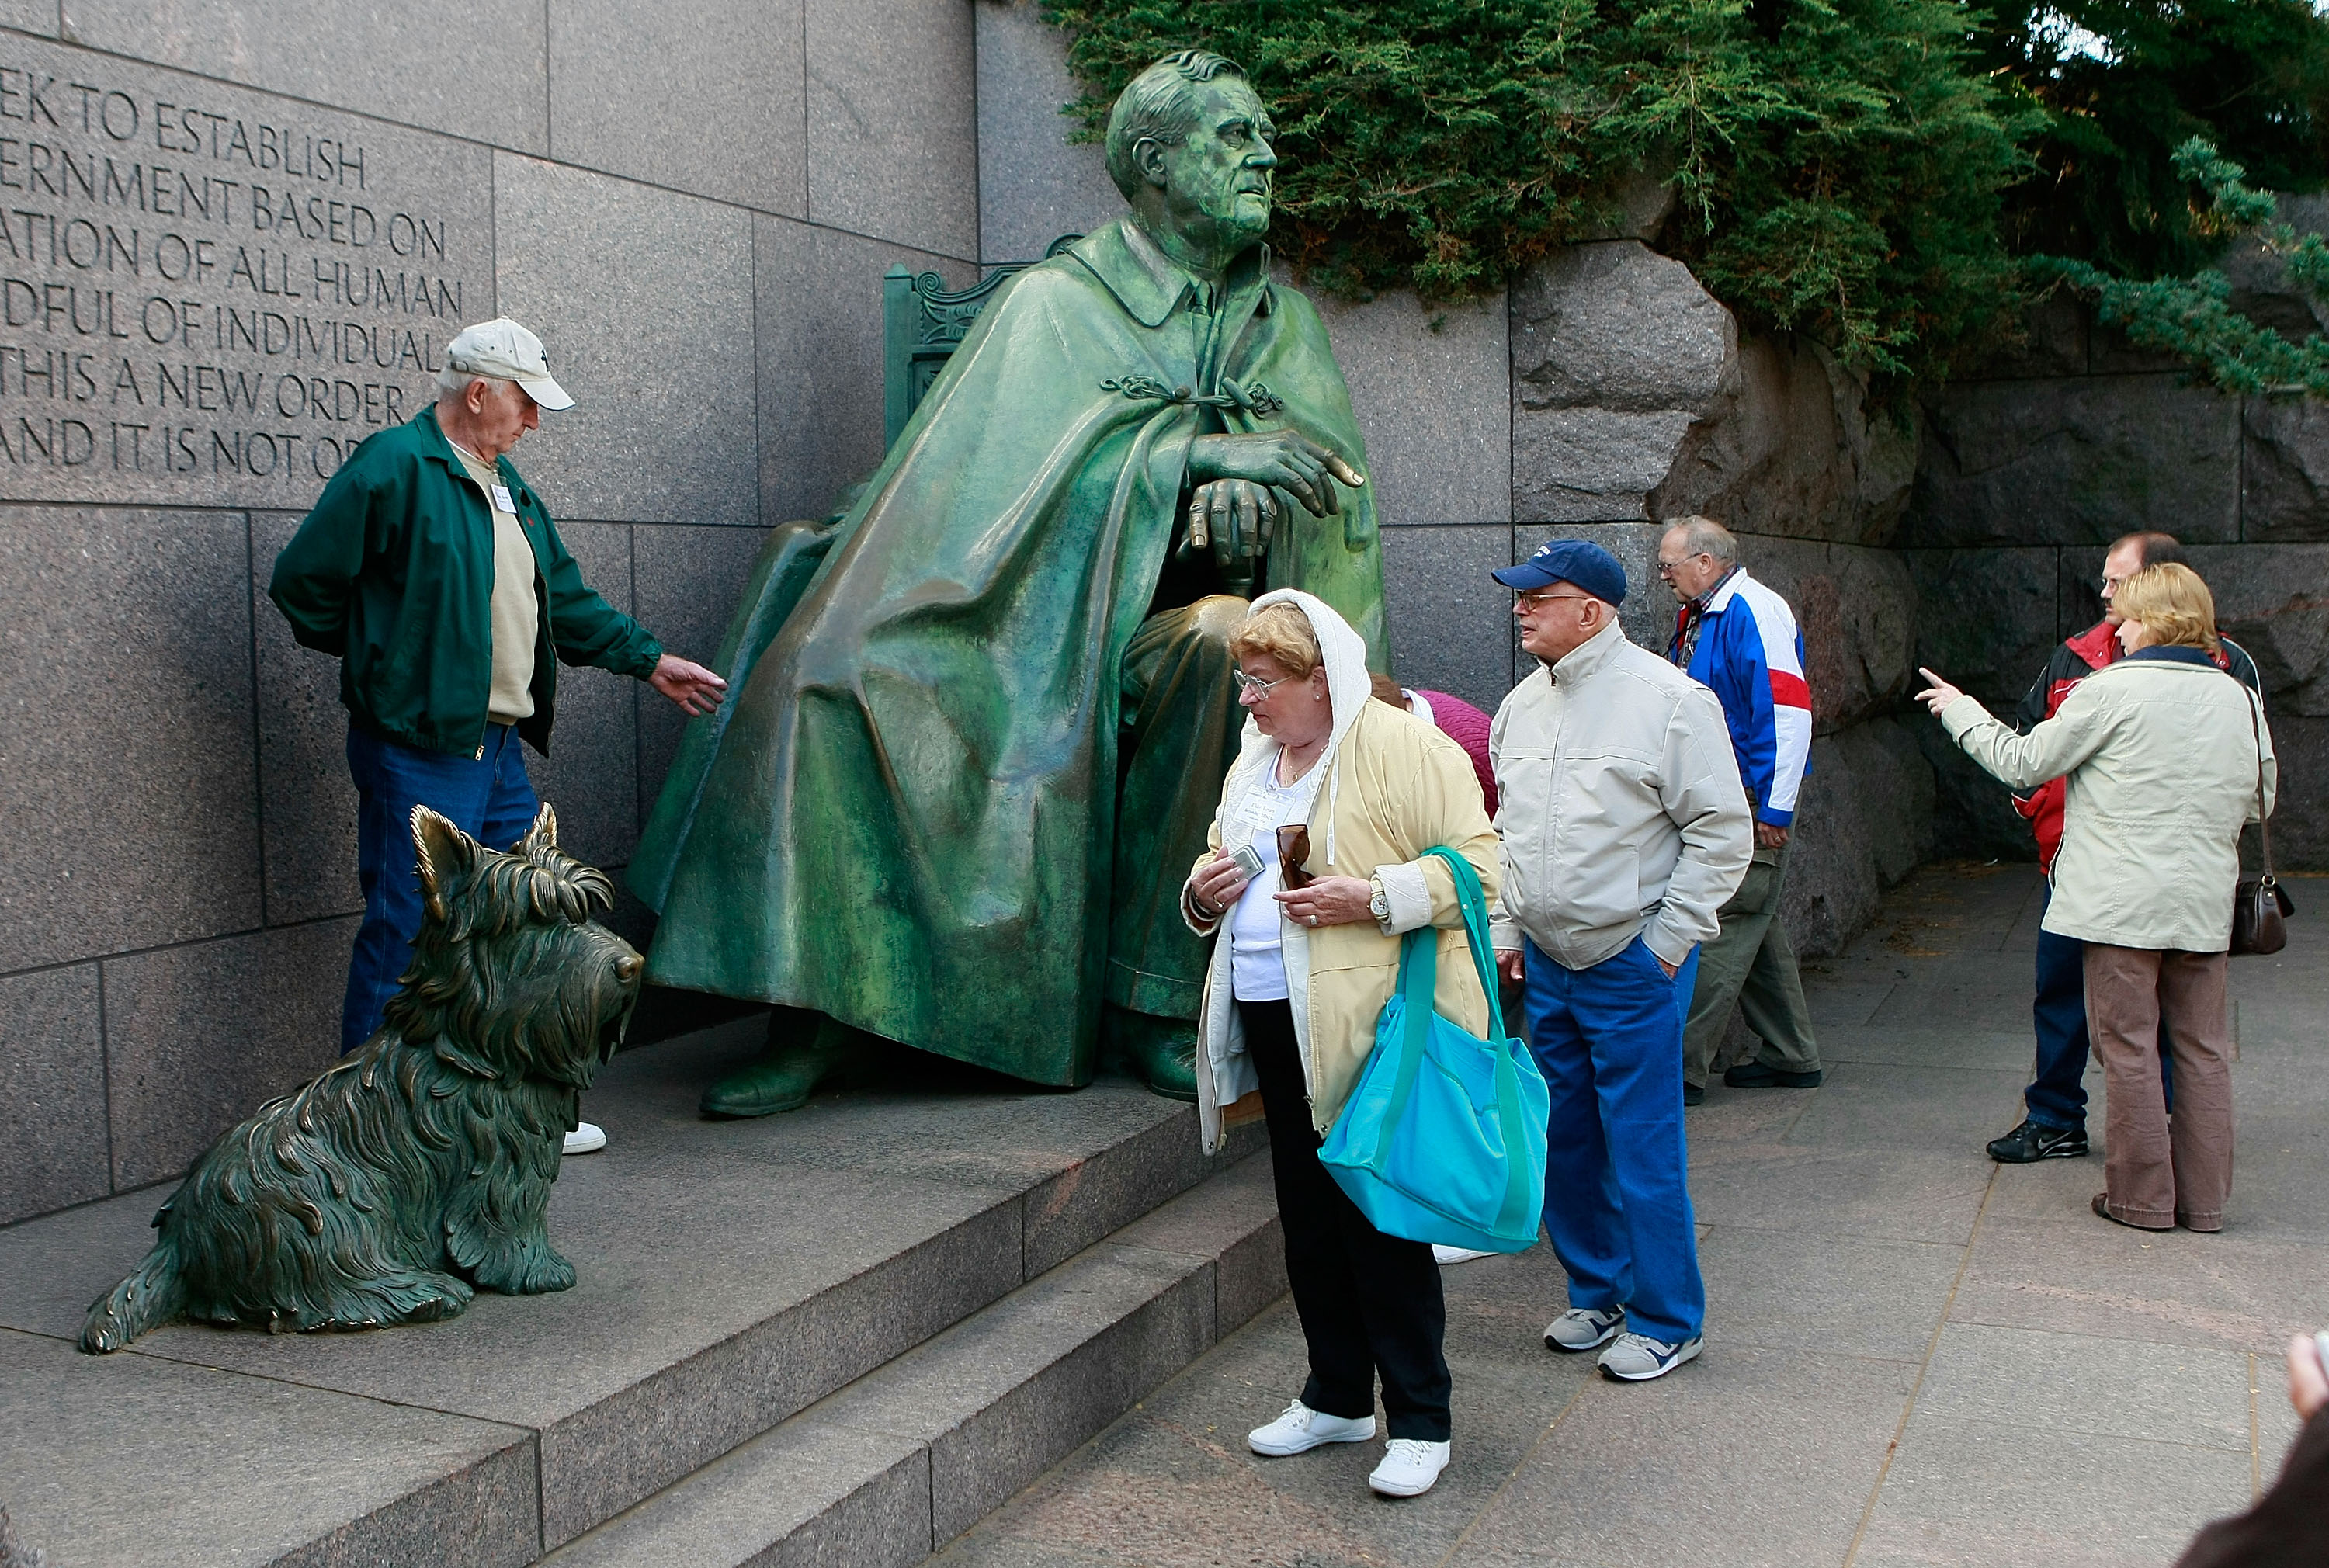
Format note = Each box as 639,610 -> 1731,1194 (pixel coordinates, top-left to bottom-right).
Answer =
631,217 -> 1387,1084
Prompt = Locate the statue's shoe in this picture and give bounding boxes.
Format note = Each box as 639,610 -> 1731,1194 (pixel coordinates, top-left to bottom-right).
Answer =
1113,1011 -> 1199,1102
700,1026 -> 849,1118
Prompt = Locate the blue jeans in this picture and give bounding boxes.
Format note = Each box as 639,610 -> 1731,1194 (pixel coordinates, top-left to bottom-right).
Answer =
2025,883 -> 2171,1133
342,723 -> 541,1053
1524,933 -> 1706,1347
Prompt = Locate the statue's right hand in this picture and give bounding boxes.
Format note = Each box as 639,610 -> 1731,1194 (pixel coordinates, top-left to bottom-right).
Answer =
1188,854 -> 1249,920
1185,479 -> 1276,567
1189,430 -> 1363,517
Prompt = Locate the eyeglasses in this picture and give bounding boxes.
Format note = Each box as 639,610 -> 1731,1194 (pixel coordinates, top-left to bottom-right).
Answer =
1231,668 -> 1293,697
1656,553 -> 1710,579
1513,591 -> 1596,609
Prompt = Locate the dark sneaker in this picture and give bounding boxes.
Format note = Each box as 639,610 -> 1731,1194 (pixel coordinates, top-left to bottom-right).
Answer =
1682,1083 -> 1704,1107
1986,1119 -> 2088,1164
1723,1061 -> 1823,1088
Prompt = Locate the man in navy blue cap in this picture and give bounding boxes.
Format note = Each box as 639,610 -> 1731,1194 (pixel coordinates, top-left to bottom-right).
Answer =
1486,538 -> 1751,1382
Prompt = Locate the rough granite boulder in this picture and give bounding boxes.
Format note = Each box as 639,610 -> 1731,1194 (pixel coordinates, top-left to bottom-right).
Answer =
1729,538 -> 1918,734
2185,543 -> 2329,716
1909,376 -> 2241,546
1783,717 -> 1938,959
1511,241 -> 1734,522
1651,333 -> 1918,546
2240,396 -> 2329,544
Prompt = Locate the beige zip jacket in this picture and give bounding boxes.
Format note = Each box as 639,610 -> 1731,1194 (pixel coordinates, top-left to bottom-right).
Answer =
1940,649 -> 2275,952
1183,591 -> 1501,1155
1489,619 -> 1752,970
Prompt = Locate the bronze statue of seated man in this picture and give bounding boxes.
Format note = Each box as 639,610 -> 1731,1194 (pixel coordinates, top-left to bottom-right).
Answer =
629,50 -> 1387,1111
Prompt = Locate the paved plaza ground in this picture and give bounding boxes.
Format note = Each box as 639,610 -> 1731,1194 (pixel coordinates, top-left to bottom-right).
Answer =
935,862 -> 2329,1568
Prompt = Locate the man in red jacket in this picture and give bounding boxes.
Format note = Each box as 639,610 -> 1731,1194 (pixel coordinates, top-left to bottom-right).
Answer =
1984,532 -> 2261,1162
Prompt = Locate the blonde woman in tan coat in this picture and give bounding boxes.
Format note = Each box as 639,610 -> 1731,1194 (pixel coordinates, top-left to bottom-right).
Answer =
1918,564 -> 2275,1232
1181,590 -> 1498,1500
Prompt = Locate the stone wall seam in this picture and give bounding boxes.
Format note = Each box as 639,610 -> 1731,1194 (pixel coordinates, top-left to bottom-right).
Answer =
540,0 -> 552,159
0,907 -> 364,983
95,953 -> 114,1195
241,510 -> 269,927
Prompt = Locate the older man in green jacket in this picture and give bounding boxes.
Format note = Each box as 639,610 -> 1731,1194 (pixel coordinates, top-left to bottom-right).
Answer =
270,317 -> 726,1115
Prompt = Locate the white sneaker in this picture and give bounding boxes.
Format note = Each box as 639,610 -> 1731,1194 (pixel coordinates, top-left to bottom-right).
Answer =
1248,1399 -> 1376,1456
1432,1245 -> 1494,1265
562,1122 -> 607,1156
1369,1438 -> 1450,1497
1543,1306 -> 1625,1351
1597,1330 -> 1703,1381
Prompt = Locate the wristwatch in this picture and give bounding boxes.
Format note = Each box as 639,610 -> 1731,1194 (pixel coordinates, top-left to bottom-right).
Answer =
1367,876 -> 1391,926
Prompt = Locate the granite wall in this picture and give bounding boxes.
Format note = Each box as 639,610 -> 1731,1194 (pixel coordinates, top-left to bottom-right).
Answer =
0,1 -> 992,1226
0,0 -> 1938,1227
1903,279 -> 2329,871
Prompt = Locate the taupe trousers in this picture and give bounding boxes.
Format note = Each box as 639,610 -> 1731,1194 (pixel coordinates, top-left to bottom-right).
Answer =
2083,944 -> 2234,1230
1682,840 -> 1821,1089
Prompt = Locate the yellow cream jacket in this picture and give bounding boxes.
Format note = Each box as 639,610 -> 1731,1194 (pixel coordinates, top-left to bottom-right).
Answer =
1182,592 -> 1501,1154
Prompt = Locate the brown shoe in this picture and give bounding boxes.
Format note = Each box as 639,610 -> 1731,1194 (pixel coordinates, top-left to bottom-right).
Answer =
2091,1192 -> 2171,1231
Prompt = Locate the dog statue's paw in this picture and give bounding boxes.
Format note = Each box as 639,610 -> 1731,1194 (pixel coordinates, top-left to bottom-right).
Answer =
495,1247 -> 577,1296
321,1270 -> 477,1330
454,1226 -> 578,1296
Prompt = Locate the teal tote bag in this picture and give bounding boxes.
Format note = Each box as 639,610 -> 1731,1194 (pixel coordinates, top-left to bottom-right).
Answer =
1317,847 -> 1550,1253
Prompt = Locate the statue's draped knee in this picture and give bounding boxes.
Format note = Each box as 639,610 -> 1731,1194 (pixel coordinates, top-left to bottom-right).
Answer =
1185,593 -> 1252,654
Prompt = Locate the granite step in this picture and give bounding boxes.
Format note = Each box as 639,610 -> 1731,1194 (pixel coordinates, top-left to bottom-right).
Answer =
0,1022 -> 1271,1568
538,1150 -> 1283,1568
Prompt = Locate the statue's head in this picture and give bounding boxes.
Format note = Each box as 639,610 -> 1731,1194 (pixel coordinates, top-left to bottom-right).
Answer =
1106,50 -> 1276,259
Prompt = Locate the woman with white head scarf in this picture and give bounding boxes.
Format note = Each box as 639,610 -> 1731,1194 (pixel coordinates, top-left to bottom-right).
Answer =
1181,590 -> 1500,1500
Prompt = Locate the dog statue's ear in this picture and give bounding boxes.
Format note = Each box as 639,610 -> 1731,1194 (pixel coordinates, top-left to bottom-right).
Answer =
518,803 -> 561,861
411,807 -> 479,924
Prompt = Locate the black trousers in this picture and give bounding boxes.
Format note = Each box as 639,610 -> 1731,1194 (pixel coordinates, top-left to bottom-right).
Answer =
1239,997 -> 1452,1441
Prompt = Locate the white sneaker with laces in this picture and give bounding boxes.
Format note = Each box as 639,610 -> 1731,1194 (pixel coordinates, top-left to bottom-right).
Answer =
1543,1306 -> 1625,1351
1247,1399 -> 1376,1456
1432,1245 -> 1494,1265
562,1122 -> 607,1156
1369,1438 -> 1450,1497
1597,1330 -> 1702,1381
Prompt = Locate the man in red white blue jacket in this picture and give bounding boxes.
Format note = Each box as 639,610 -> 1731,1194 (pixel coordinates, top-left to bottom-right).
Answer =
1659,517 -> 1824,1103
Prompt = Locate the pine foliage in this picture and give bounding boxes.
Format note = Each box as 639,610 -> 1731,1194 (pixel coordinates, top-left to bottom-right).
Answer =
2043,139 -> 2329,397
1041,0 -> 2329,393
1040,0 -> 2033,383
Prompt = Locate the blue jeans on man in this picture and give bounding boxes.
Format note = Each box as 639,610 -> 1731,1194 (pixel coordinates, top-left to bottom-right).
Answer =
1523,933 -> 1705,1348
2022,883 -> 2171,1133
342,723 -> 542,1053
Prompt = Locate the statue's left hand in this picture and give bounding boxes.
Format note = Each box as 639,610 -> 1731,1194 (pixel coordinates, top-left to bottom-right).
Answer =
649,654 -> 728,716
1189,430 -> 1363,517
1184,479 -> 1276,567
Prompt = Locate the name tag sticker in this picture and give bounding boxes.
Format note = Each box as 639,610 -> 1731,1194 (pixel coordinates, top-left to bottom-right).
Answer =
491,484 -> 517,514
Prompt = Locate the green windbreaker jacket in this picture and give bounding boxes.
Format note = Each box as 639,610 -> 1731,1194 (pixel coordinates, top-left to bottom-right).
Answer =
269,406 -> 661,758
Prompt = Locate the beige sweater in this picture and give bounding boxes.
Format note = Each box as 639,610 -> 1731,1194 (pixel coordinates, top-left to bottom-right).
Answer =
1942,650 -> 2275,952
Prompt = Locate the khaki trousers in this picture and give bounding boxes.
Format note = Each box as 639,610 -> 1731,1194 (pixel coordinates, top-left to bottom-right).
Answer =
2083,944 -> 2234,1231
1683,842 -> 1822,1089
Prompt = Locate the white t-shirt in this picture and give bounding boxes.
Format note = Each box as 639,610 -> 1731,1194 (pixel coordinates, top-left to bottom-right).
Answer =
1227,758 -> 1323,1002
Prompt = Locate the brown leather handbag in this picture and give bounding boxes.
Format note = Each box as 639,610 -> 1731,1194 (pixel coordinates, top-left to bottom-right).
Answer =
2230,684 -> 2292,956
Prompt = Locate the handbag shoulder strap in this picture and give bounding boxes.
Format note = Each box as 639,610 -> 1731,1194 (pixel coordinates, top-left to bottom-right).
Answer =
2237,675 -> 2275,883
1418,847 -> 1504,1041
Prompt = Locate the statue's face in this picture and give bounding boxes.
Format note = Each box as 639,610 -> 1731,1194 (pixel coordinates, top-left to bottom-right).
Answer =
1147,79 -> 1278,252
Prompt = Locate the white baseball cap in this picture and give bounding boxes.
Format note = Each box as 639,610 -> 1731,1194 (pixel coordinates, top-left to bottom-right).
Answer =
443,317 -> 574,411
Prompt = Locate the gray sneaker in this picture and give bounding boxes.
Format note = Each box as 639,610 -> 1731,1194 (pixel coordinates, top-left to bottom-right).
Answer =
1543,1306 -> 1625,1352
1597,1331 -> 1703,1382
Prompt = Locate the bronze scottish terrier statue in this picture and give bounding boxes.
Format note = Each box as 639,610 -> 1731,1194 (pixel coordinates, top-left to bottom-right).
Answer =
82,804 -> 642,1353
